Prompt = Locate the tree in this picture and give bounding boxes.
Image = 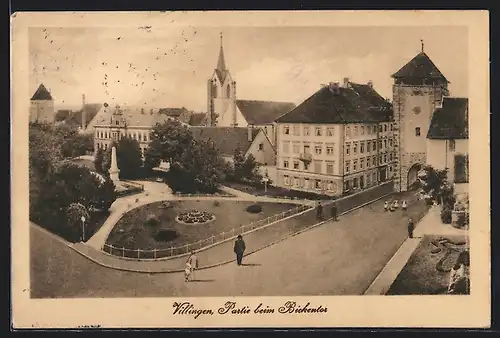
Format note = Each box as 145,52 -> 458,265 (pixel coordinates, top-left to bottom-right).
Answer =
232,147 -> 246,180
94,148 -> 104,174
66,203 -> 90,242
101,141 -> 118,176
116,136 -> 143,179
167,139 -> 225,193
143,138 -> 163,174
242,154 -> 262,183
95,178 -> 116,211
419,165 -> 454,206
148,120 -> 194,164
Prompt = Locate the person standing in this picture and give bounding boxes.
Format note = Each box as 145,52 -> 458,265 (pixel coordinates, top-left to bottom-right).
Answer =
187,251 -> 198,281
407,217 -> 415,238
316,201 -> 323,220
331,202 -> 338,221
402,200 -> 408,211
384,201 -> 389,211
234,235 -> 246,266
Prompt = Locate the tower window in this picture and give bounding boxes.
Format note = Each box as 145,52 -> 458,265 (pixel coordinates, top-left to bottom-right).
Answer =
415,127 -> 421,136
226,84 -> 231,97
413,106 -> 421,114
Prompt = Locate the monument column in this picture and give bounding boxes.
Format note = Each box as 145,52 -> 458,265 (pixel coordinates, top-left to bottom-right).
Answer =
108,146 -> 120,181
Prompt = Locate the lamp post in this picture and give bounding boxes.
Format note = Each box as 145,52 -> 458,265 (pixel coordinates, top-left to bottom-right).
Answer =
81,215 -> 86,242
262,177 -> 269,194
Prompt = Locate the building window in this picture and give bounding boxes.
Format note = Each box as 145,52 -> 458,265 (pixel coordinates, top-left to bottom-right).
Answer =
454,154 -> 469,183
327,181 -> 334,191
326,162 -> 334,174
389,137 -> 393,147
373,156 -> 377,166
283,159 -> 289,168
449,139 -> 456,151
345,161 -> 350,174
344,180 -> 350,191
360,142 -> 365,153
413,106 -> 421,115
304,162 -> 310,171
353,177 -> 358,189
258,143 -> 264,151
304,178 -> 310,189
304,144 -> 310,154
384,139 -> 387,148
315,145 -> 322,155
415,127 -> 421,136
315,127 -> 322,136
327,127 -> 334,136
293,160 -> 300,169
361,126 -> 365,135
383,154 -> 387,163
293,125 -> 300,136
353,160 -> 357,171
283,126 -> 290,135
346,126 -> 351,137
389,153 -> 393,161
284,175 -> 290,185
389,165 -> 393,172
326,145 -> 334,156
372,141 -> 377,151
314,161 -> 322,173
390,123 -> 394,131
372,171 -> 377,182
346,143 -> 351,155
360,158 -> 364,169
384,124 -> 387,132
354,126 -> 358,136
315,179 -> 322,189
353,142 -> 358,154
283,142 -> 290,153
379,125 -> 383,133
304,126 -> 310,136
292,143 -> 300,154
294,177 -> 300,187
367,157 -> 371,167
366,174 -> 371,184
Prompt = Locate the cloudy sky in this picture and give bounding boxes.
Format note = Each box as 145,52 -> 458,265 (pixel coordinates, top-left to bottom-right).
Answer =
29,25 -> 468,112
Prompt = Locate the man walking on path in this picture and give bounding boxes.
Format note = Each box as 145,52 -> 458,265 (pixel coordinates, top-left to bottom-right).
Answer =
316,201 -> 323,221
186,251 -> 198,281
331,202 -> 338,221
407,217 -> 415,238
234,235 -> 246,266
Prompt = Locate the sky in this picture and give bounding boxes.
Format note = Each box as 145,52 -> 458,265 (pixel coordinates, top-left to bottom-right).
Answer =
29,25 -> 468,112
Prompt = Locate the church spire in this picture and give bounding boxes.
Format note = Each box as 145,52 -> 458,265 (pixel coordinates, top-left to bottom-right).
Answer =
421,39 -> 424,53
216,32 -> 226,71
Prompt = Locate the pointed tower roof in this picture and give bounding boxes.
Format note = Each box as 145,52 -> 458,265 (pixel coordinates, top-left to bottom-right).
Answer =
392,41 -> 448,82
31,83 -> 53,101
214,32 -> 229,83
392,52 -> 448,82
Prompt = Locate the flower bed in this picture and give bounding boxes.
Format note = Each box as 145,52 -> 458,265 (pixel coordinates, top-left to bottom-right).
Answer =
175,209 -> 216,225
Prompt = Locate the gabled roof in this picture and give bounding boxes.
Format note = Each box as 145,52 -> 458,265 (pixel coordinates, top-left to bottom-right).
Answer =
427,97 -> 468,139
392,52 -> 448,82
189,126 -> 260,157
65,104 -> 103,127
236,100 -> 296,125
93,106 -> 187,128
276,83 -> 393,124
31,84 -> 53,101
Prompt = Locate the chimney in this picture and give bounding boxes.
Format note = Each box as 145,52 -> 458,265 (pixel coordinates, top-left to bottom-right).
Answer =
343,77 -> 350,88
247,125 -> 253,142
81,94 -> 86,131
140,108 -> 145,114
367,80 -> 373,88
150,108 -> 154,115
328,82 -> 340,94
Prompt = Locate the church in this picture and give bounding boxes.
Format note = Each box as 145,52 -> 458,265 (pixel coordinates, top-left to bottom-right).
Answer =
206,34 -> 296,146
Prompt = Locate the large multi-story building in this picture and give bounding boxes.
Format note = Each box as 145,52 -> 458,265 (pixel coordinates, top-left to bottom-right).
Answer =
275,79 -> 396,197
391,45 -> 450,191
206,34 -> 295,145
30,83 -> 55,123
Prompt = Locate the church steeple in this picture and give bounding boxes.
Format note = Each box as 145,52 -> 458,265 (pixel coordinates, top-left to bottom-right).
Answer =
216,32 -> 226,71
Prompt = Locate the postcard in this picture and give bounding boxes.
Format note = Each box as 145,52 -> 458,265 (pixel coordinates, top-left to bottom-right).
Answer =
11,10 -> 490,328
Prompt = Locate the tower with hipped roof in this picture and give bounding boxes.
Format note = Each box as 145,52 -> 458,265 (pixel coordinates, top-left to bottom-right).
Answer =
392,40 -> 450,191
30,83 -> 55,123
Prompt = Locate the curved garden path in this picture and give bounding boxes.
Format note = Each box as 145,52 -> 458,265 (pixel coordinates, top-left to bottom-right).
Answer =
85,181 -> 312,251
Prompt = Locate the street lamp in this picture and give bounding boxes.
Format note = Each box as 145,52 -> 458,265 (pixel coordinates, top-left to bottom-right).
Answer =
81,215 -> 86,242
262,177 -> 269,194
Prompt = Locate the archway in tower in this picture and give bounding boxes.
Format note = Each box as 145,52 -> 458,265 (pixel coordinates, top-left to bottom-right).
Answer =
407,163 -> 422,191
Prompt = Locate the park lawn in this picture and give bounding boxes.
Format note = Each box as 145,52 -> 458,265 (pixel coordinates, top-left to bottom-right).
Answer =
106,200 -> 297,253
224,181 -> 334,200
387,235 -> 470,295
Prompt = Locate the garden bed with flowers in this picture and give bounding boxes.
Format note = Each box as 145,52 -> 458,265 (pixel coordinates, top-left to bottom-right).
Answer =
105,199 -> 297,252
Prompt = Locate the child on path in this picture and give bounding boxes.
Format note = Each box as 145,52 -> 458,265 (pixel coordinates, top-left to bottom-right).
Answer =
184,262 -> 192,282
187,251 -> 198,281
402,200 -> 408,211
384,201 -> 389,211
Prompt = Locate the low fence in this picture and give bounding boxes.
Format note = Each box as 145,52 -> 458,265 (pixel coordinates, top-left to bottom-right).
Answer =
116,180 -> 145,198
174,192 -> 234,198
102,201 -> 315,260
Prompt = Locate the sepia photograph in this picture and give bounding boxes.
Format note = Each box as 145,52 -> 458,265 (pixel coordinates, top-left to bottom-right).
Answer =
11,10 -> 490,328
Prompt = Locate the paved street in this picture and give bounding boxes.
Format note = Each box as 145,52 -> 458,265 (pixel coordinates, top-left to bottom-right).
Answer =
30,191 -> 427,298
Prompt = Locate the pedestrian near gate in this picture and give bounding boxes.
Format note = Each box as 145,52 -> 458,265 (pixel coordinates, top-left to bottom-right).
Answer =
407,217 -> 415,238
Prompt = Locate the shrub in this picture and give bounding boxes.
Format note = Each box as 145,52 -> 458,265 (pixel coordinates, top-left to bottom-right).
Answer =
246,204 -> 262,213
456,213 -> 467,228
425,197 -> 434,206
145,214 -> 159,227
154,229 -> 179,242
440,207 -> 452,224
213,200 -> 220,207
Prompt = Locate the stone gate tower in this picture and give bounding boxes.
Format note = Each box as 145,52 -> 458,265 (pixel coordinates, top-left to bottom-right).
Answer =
392,42 -> 450,191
